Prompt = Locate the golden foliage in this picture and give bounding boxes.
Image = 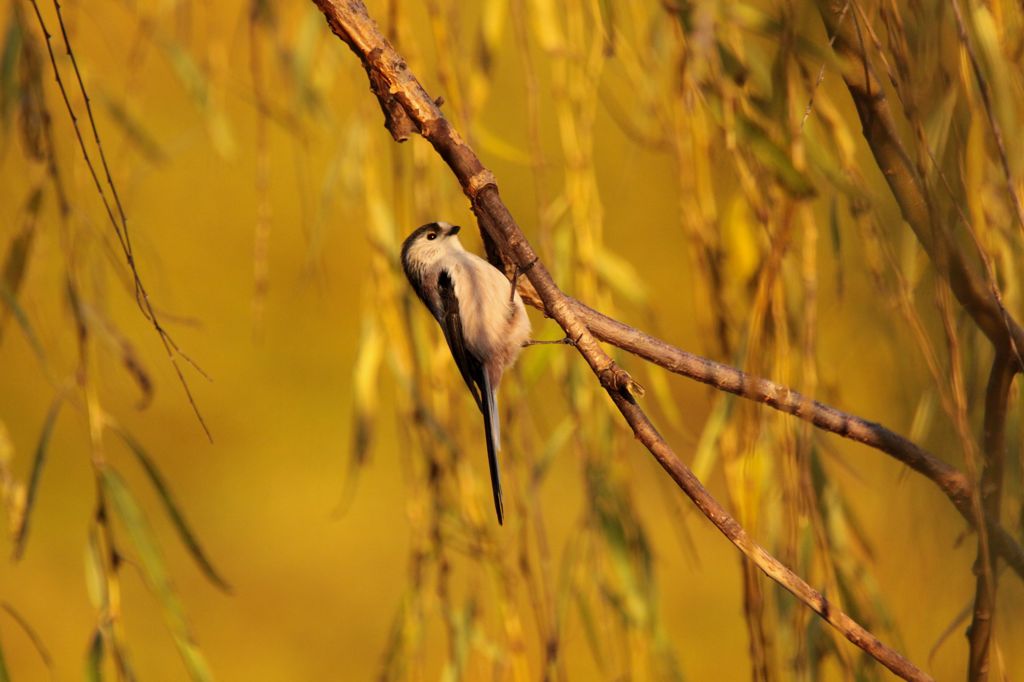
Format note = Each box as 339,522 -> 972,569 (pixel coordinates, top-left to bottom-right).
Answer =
0,0 -> 1021,680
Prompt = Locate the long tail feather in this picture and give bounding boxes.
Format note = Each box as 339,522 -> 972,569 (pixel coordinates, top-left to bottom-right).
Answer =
480,371 -> 503,524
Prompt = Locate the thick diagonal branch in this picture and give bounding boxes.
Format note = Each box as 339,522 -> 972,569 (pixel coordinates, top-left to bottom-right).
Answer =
312,1 -> 932,678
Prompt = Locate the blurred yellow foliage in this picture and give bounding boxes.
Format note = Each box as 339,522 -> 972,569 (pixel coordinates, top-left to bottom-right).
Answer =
0,0 -> 1022,680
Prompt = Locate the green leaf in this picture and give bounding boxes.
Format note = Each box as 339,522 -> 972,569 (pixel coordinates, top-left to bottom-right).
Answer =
691,392 -> 733,481
908,391 -> 935,445
0,278 -> 46,364
644,366 -> 685,432
593,246 -> 648,305
351,315 -> 383,467
251,0 -> 275,26
477,0 -> 508,74
99,93 -> 168,164
923,87 -> 959,165
164,44 -> 208,107
112,430 -> 230,592
475,123 -> 531,165
530,0 -> 564,51
287,8 -> 327,114
927,602 -> 972,668
100,468 -> 215,682
590,463 -> 653,628
84,526 -> 106,610
829,197 -> 844,297
716,41 -> 749,84
84,628 -> 103,682
573,588 -> 606,671
366,193 -> 397,255
0,603 -> 52,675
12,396 -> 62,559
0,16 -> 21,126
532,416 -> 575,483
734,113 -> 816,198
970,6 -> 1017,167
3,193 -> 39,276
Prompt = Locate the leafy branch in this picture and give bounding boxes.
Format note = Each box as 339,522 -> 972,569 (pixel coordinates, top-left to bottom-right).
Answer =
814,3 -> 1021,678
304,1 -> 1009,678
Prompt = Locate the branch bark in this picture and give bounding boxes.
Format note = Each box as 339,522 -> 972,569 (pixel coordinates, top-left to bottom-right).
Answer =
312,1 -> 934,678
968,354 -> 1014,682
570,299 -> 1024,579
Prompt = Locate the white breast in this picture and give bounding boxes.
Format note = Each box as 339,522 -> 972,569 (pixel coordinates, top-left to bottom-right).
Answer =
449,251 -> 531,373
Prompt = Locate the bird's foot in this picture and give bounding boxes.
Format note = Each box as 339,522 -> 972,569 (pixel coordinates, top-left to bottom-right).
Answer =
523,336 -> 576,348
509,257 -> 538,302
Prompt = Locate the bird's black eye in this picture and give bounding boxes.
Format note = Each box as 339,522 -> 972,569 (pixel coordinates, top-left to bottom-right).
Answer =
426,232 -> 438,241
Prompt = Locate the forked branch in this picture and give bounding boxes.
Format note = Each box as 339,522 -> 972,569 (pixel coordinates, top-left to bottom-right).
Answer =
572,299 -> 1024,579
312,0 -> 934,678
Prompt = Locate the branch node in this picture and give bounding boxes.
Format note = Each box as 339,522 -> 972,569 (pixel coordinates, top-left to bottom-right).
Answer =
598,364 -> 644,401
363,49 -> 416,142
465,169 -> 497,198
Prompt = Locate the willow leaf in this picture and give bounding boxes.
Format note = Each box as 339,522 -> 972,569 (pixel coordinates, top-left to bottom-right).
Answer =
12,396 -> 62,559
85,628 -> 103,682
0,279 -> 45,364
113,430 -> 230,592
101,468 -> 215,682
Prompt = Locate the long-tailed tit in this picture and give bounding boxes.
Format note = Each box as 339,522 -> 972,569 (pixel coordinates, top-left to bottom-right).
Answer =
401,221 -> 531,524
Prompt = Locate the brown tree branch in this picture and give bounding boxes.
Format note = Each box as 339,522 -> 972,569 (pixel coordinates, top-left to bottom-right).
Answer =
968,354 -> 1014,682
312,1 -> 932,678
304,0 -> 1024,586
569,299 -> 1024,579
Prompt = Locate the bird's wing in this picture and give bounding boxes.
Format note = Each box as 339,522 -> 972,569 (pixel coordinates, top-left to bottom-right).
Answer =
436,269 -> 484,410
437,268 -> 504,524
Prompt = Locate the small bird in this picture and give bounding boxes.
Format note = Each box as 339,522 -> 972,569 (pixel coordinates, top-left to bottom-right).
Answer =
401,221 -> 531,524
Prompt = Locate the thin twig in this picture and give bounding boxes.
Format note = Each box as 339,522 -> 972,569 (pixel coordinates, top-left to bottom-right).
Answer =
311,2 -> 932,678
800,0 -> 850,130
51,0 -> 134,256
935,282 -> 995,682
27,0 -> 212,440
26,0 -> 129,255
1,602 -> 54,675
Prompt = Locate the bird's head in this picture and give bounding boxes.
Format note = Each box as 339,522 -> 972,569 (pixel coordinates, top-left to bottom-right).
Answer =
401,221 -> 465,274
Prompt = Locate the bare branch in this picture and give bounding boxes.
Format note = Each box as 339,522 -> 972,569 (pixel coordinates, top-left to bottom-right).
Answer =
27,0 -> 212,439
312,1 -> 934,677
968,354 -> 1015,682
569,298 -> 1024,579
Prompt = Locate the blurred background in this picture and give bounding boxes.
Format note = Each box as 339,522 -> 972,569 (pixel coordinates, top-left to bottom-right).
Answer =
0,0 -> 1022,680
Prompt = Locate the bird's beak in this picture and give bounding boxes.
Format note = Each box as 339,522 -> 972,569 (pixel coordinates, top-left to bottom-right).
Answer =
448,225 -> 461,237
